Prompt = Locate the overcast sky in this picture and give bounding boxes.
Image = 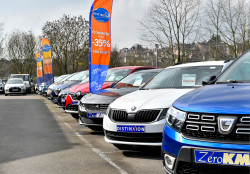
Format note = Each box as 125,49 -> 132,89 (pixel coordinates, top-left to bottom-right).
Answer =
0,0 -> 151,49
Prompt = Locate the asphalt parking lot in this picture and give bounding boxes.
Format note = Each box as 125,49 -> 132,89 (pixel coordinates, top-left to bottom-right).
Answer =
0,94 -> 165,174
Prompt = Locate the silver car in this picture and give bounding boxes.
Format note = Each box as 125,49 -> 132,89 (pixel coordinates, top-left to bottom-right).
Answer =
0,79 -> 4,94
5,78 -> 26,96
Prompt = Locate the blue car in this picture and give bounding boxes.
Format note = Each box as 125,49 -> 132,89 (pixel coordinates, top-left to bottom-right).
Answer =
162,52 -> 250,174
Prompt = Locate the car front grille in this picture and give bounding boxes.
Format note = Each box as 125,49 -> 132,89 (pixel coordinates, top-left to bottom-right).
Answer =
181,113 -> 250,143
105,130 -> 162,143
85,104 -> 109,111
9,87 -> 21,92
110,109 -> 161,123
66,104 -> 78,111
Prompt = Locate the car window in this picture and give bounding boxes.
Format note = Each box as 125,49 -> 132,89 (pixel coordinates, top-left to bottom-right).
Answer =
217,53 -> 250,83
105,69 -> 132,82
7,79 -> 23,84
10,75 -> 29,81
144,66 -> 223,89
67,71 -> 89,81
115,71 -> 158,88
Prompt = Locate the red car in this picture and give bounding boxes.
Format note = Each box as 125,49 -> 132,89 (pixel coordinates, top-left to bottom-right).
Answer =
65,66 -> 156,117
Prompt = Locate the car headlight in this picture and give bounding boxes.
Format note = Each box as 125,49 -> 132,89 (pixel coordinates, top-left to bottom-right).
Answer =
166,107 -> 186,132
79,101 -> 85,111
157,108 -> 169,121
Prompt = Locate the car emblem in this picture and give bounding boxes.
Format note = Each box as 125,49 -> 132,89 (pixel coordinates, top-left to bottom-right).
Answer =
218,116 -> 237,135
131,106 -> 136,111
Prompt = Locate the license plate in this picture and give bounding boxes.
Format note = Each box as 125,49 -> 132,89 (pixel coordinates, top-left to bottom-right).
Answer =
61,98 -> 65,103
71,101 -> 79,105
53,99 -> 58,103
117,125 -> 145,133
13,89 -> 18,92
88,113 -> 105,118
195,150 -> 250,167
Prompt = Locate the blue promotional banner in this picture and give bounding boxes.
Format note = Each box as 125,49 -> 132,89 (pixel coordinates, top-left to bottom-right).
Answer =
89,0 -> 113,93
36,53 -> 43,87
42,38 -> 54,86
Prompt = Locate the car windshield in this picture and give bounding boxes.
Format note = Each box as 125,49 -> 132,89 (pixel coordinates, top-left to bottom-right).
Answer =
115,71 -> 158,88
144,65 -> 223,89
67,71 -> 89,81
7,79 -> 23,84
217,52 -> 250,83
105,69 -> 132,82
62,74 -> 75,81
10,75 -> 29,81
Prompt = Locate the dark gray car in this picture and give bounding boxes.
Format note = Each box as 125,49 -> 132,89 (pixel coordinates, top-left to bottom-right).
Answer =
78,69 -> 162,131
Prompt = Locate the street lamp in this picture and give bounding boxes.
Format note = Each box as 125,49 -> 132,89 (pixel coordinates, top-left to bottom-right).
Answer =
155,44 -> 159,68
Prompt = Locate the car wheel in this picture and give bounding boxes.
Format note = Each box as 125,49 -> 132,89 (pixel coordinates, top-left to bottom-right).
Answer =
87,126 -> 103,131
5,94 -> 8,96
70,113 -> 79,119
23,93 -> 26,95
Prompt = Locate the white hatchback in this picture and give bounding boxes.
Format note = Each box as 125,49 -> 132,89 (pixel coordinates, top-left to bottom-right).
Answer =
103,61 -> 225,148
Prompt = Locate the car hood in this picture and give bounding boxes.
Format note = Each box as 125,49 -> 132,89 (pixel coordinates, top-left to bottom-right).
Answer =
109,88 -> 194,112
52,81 -> 80,91
81,87 -> 138,104
69,82 -> 114,93
173,83 -> 250,115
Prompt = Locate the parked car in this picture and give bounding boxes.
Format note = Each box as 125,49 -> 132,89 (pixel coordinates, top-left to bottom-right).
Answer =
5,78 -> 26,96
48,70 -> 89,103
47,74 -> 75,98
10,74 -> 32,93
65,66 -> 156,118
0,79 -> 4,94
162,53 -> 250,174
57,77 -> 89,109
79,69 -> 162,130
103,61 -> 224,150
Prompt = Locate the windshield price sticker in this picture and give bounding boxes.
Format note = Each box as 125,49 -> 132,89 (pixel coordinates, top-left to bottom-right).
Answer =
88,113 -> 105,118
182,74 -> 196,86
117,125 -> 145,133
195,150 -> 250,166
71,101 -> 79,105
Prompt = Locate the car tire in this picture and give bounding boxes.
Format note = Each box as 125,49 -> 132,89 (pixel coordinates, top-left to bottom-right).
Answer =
71,113 -> 79,119
23,93 -> 26,95
5,94 -> 8,96
87,126 -> 103,131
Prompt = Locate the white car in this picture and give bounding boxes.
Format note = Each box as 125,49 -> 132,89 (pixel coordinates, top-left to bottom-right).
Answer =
103,61 -> 225,148
5,78 -> 26,96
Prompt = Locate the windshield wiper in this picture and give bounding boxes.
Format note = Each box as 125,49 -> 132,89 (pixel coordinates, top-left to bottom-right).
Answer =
140,88 -> 150,90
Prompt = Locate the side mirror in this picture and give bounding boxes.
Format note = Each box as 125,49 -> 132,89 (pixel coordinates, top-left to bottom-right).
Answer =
202,75 -> 216,86
31,79 -> 33,83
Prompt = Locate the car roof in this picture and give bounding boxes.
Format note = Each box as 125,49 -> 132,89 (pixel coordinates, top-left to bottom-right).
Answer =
110,66 -> 155,70
132,69 -> 163,73
166,61 -> 224,69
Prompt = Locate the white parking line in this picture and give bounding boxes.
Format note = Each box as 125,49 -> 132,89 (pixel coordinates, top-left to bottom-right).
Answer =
55,111 -> 128,174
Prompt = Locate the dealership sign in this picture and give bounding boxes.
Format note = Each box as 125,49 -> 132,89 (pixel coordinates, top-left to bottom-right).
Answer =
89,0 -> 113,93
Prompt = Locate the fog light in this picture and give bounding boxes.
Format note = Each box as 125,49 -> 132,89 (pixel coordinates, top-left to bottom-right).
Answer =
164,154 -> 176,170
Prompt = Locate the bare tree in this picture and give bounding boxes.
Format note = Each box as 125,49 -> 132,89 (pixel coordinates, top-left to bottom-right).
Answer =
139,0 -> 200,64
42,15 -> 89,75
0,23 -> 4,59
7,30 -> 36,77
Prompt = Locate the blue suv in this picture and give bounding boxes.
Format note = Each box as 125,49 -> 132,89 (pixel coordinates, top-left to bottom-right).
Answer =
162,52 -> 250,174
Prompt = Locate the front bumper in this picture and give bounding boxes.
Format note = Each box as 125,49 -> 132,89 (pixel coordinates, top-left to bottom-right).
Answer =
162,125 -> 250,174
103,114 -> 165,146
65,101 -> 79,114
78,106 -> 106,126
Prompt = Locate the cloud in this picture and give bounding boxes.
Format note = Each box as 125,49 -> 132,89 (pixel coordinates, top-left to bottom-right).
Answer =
0,0 -> 151,48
